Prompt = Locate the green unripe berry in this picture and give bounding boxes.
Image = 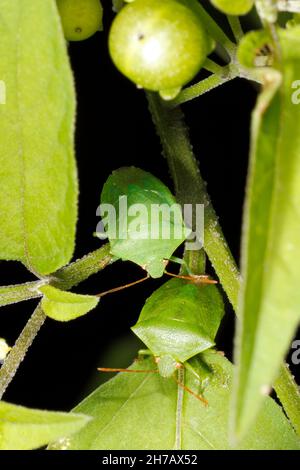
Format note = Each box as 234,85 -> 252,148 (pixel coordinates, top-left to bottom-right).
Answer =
210,0 -> 254,16
56,0 -> 103,42
109,0 -> 213,99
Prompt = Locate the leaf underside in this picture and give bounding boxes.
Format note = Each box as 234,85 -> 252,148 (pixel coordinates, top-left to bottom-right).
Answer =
40,285 -> 99,322
0,0 -> 77,275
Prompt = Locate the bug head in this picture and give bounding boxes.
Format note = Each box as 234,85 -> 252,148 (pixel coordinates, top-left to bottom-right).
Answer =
155,355 -> 180,378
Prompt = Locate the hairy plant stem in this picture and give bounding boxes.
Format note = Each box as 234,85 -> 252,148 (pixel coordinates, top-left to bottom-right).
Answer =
203,58 -> 226,76
0,244 -> 113,398
0,304 -> 45,399
170,62 -> 262,108
0,281 -> 43,307
147,92 -> 240,307
227,15 -> 244,42
171,68 -> 238,107
147,92 -> 300,436
0,244 -> 114,307
196,1 -> 236,56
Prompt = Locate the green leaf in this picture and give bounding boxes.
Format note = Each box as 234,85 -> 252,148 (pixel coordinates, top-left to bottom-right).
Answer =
52,354 -> 300,450
100,167 -> 189,278
0,401 -> 90,450
132,278 -> 224,363
0,0 -> 77,275
233,27 -> 300,439
40,285 -> 99,322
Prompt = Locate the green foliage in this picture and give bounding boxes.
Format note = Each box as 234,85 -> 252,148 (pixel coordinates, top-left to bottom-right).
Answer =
233,26 -> 300,439
100,167 -> 189,278
56,0 -> 103,41
109,0 -> 213,99
0,0 -> 299,452
210,0 -> 254,16
0,401 -> 90,450
132,278 -> 224,364
40,285 -> 99,322
0,0 -> 77,275
52,354 -> 300,450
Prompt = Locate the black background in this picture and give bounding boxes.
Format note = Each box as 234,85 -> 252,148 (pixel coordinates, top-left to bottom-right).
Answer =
0,0 -> 299,412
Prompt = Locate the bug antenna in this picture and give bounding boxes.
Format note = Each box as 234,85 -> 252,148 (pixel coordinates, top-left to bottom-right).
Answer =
165,271 -> 218,285
173,375 -> 208,406
95,274 -> 150,298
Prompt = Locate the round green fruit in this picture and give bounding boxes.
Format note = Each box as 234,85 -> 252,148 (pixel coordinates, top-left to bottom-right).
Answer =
56,0 -> 103,42
210,0 -> 254,16
109,0 -> 212,98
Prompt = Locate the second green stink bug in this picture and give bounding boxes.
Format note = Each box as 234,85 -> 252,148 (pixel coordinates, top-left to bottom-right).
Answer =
132,278 -> 224,377
99,278 -> 225,403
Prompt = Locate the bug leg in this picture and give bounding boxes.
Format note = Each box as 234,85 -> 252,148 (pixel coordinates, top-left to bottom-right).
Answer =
168,256 -> 202,277
173,373 -> 208,406
95,273 -> 150,297
165,271 -> 217,285
184,361 -> 202,382
167,256 -> 196,277
98,351 -> 158,375
165,256 -> 218,284
168,256 -> 185,268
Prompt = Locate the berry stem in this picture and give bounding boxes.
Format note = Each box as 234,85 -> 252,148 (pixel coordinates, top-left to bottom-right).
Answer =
203,58 -> 227,75
227,15 -> 244,42
196,2 -> 236,56
170,60 -> 262,107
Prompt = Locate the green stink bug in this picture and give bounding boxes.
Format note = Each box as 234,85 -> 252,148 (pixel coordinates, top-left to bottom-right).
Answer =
99,278 -> 224,403
98,167 -> 191,279
132,278 -> 224,377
